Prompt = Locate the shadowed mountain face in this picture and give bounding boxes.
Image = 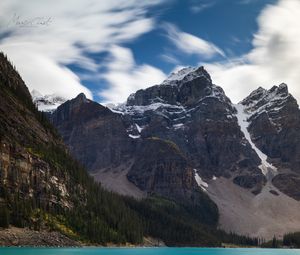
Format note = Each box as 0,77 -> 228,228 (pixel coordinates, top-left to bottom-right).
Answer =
51,66 -> 266,199
241,84 -> 300,170
50,65 -> 300,238
240,84 -> 300,200
51,93 -> 133,172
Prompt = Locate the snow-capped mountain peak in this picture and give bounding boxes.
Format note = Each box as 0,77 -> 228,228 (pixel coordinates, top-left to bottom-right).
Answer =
162,66 -> 211,86
241,83 -> 290,110
238,84 -> 295,134
162,66 -> 196,84
31,90 -> 67,112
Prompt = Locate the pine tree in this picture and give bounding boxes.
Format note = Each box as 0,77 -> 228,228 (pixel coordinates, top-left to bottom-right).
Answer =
272,236 -> 278,248
0,204 -> 9,228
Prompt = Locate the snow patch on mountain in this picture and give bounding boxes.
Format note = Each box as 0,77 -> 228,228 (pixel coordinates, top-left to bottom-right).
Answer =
113,66 -> 230,125
135,123 -> 144,133
173,123 -> 184,129
235,104 -> 277,177
114,85 -> 228,122
129,134 -> 140,139
115,102 -> 186,116
194,169 -> 208,191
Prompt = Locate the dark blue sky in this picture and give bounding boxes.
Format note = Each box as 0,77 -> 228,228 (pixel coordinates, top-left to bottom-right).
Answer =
72,0 -> 277,102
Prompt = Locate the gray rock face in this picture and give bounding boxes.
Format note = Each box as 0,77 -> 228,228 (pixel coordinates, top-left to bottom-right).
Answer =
127,67 -> 214,107
51,93 -> 133,172
246,84 -> 300,170
240,84 -> 300,199
117,67 -> 263,192
48,65 -> 300,240
272,174 -> 300,200
50,65 -> 300,204
127,137 -> 197,201
51,66 -> 268,202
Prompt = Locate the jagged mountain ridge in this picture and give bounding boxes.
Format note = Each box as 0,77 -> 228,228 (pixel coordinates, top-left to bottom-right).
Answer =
239,84 -> 300,200
115,66 -> 264,190
241,83 -> 300,173
210,84 -> 300,238
50,86 -> 218,208
50,65 -> 300,239
51,67 -> 265,199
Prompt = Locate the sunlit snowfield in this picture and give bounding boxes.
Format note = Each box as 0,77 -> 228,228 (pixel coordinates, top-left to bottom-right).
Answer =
1,248 -> 300,255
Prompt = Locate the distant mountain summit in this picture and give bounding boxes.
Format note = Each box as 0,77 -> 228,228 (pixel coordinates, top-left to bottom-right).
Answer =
31,89 -> 67,112
238,84 -> 300,201
161,66 -> 212,85
239,83 -> 300,175
125,66 -> 225,107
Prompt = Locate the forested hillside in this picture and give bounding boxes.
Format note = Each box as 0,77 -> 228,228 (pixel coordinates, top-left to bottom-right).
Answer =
0,52 -> 259,247
0,52 -> 144,244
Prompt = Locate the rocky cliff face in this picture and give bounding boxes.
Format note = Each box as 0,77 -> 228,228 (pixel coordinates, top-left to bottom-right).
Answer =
51,93 -> 133,172
241,84 -> 300,171
51,66 -> 266,201
209,84 -> 300,239
116,66 -> 264,193
50,90 -> 216,206
0,53 -> 77,215
0,141 -> 71,210
239,84 -> 300,200
50,65 -> 300,238
127,137 -> 197,202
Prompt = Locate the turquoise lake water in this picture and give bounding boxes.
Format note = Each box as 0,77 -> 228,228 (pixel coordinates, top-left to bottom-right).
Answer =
0,248 -> 300,255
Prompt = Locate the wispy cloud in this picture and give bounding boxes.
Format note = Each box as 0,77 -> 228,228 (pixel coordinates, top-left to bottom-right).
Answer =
99,45 -> 166,103
0,0 -> 165,100
189,1 -> 216,13
160,54 -> 180,65
204,0 -> 300,103
163,23 -> 225,59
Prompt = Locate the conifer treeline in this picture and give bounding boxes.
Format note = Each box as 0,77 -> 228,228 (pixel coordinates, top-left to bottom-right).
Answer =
283,232 -> 300,248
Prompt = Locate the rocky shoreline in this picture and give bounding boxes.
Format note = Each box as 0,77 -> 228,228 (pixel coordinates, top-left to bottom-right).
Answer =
0,227 -> 81,247
0,227 -> 166,248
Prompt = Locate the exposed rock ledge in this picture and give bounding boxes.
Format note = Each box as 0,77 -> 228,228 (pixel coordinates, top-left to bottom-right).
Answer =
0,227 -> 166,247
0,227 -> 81,247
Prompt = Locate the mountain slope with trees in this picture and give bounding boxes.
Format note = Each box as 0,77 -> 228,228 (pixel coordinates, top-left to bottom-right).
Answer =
0,52 -> 256,247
